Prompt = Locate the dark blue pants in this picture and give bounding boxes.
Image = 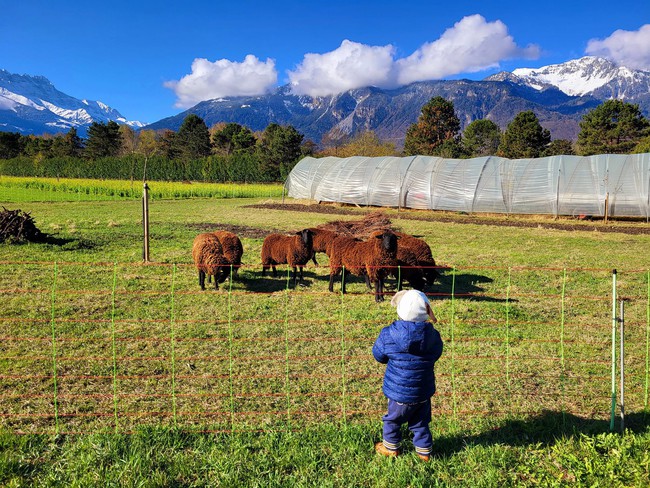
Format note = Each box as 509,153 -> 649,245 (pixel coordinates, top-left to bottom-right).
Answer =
382,398 -> 432,455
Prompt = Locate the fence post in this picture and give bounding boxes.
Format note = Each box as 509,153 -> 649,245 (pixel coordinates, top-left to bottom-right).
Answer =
283,267 -> 292,430
560,268 -> 567,429
620,299 -> 625,432
227,265 -> 235,432
142,182 -> 150,262
49,262 -> 60,435
450,267 -> 457,424
170,264 -> 177,426
110,262 -> 119,433
610,269 -> 617,431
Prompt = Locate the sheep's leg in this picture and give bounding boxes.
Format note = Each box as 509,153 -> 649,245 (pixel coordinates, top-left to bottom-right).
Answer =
199,270 -> 206,290
311,252 -> 318,266
341,267 -> 347,294
262,263 -> 268,276
374,278 -> 385,303
298,265 -> 305,285
328,268 -> 339,293
364,274 -> 373,290
213,273 -> 219,290
272,265 -> 277,277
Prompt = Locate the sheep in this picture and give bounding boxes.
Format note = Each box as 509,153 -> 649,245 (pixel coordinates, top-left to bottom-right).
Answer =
307,228 -> 340,266
327,229 -> 399,303
212,230 -> 244,278
192,233 -> 229,290
261,229 -> 314,287
394,246 -> 427,291
393,232 -> 439,287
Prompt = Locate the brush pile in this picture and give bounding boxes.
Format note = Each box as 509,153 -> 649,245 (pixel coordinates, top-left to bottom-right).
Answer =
315,211 -> 394,239
0,207 -> 43,243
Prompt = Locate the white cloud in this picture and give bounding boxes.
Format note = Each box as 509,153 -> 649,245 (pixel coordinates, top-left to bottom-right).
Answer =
288,15 -> 539,97
586,24 -> 650,71
396,15 -> 540,85
166,15 -> 540,103
287,40 -> 398,97
164,55 -> 277,108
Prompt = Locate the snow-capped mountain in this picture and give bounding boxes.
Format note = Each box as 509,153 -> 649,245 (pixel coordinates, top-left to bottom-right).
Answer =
505,56 -> 650,105
0,70 -> 143,136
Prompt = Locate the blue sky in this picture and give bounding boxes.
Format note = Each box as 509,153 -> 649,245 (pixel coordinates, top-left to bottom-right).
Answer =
2,0 -> 649,124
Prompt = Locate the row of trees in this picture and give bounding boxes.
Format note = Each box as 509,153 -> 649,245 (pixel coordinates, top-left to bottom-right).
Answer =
0,115 -> 309,182
1,98 -> 649,182
403,97 -> 650,158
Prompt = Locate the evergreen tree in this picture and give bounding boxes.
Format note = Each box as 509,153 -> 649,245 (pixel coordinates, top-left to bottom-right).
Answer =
211,123 -> 257,155
576,100 -> 650,155
403,96 -> 461,156
497,111 -> 550,158
0,132 -> 24,159
462,119 -> 501,157
257,123 -> 304,181
84,121 -> 123,159
541,139 -> 575,157
51,128 -> 84,158
175,114 -> 212,160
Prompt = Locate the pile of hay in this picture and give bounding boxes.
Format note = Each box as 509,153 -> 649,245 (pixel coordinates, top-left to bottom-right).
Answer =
0,207 -> 43,243
316,211 -> 394,239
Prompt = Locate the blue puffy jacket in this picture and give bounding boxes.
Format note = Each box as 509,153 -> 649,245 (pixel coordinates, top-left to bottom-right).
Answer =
372,320 -> 443,404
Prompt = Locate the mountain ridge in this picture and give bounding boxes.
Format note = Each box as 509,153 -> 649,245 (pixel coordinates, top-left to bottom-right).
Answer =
0,70 -> 143,136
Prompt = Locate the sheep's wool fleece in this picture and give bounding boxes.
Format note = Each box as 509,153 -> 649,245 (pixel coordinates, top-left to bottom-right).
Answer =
393,290 -> 430,322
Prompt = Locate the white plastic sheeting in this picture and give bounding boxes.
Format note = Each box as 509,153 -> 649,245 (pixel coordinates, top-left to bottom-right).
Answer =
284,154 -> 650,219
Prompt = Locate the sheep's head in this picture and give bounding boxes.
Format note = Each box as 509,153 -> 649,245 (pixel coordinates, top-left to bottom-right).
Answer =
297,229 -> 314,249
373,230 -> 398,255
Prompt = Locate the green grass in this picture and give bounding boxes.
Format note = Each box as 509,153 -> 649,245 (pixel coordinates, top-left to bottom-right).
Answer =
1,179 -> 650,485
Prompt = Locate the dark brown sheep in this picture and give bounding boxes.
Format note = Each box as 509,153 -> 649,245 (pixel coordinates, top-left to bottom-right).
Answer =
307,228 -> 340,266
192,233 -> 229,290
212,230 -> 244,277
393,232 -> 439,286
394,246 -> 427,291
261,229 -> 314,287
328,229 -> 399,302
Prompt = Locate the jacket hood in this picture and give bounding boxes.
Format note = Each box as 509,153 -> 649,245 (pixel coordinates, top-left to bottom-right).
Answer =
389,320 -> 434,355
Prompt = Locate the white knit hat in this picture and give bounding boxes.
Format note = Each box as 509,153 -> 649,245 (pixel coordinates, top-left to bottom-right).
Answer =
391,289 -> 432,322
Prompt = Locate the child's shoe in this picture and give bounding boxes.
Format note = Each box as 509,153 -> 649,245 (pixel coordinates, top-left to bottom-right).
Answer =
416,452 -> 430,461
375,442 -> 399,457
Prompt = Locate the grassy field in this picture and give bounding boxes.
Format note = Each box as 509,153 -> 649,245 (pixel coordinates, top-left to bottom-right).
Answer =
1,180 -> 650,486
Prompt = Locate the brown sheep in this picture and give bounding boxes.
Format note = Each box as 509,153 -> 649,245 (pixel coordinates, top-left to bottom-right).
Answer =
328,229 -> 399,302
307,228 -> 340,266
393,232 -> 439,286
394,246 -> 427,291
261,229 -> 314,287
212,230 -> 244,277
192,233 -> 229,290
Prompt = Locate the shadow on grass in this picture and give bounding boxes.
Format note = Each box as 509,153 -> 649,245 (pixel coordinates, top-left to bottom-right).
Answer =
235,269 -> 318,293
433,410 -> 650,457
428,272 -> 513,304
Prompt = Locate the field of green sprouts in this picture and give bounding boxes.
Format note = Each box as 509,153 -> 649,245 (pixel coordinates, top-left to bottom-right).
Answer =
2,180 -> 650,486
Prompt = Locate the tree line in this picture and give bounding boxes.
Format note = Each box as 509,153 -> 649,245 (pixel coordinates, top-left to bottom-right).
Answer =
0,115 -> 310,182
1,99 -> 649,182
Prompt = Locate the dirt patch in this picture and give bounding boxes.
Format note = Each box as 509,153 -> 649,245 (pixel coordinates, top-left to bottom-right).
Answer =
185,223 -> 280,239
245,203 -> 650,235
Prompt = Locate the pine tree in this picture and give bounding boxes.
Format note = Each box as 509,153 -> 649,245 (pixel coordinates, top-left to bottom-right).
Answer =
175,114 -> 212,160
257,123 -> 304,181
84,121 -> 123,159
497,111 -> 550,158
577,100 -> 650,155
462,119 -> 501,157
403,96 -> 461,156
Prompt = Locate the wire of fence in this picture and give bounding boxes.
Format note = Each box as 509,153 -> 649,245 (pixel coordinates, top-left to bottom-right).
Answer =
0,261 -> 648,435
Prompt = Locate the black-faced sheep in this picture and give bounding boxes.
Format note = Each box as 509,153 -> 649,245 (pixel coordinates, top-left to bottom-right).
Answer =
261,229 -> 314,287
192,233 -> 229,290
307,228 -> 340,266
327,229 -> 399,302
393,232 -> 439,286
